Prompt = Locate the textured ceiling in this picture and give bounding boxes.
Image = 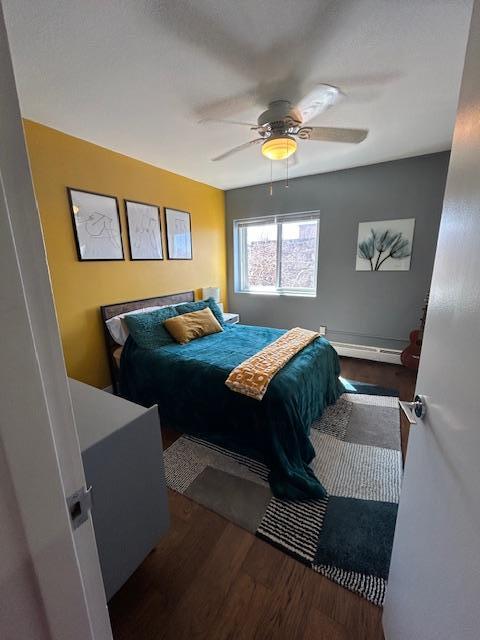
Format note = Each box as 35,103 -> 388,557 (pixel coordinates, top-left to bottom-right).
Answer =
3,0 -> 473,189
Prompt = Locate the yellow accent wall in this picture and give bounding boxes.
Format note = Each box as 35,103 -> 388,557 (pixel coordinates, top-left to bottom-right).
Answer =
24,120 -> 227,389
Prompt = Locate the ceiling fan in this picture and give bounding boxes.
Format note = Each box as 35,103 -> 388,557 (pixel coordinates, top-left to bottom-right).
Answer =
201,85 -> 368,162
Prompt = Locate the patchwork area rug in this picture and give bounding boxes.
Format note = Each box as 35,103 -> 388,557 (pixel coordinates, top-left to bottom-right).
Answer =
163,379 -> 401,606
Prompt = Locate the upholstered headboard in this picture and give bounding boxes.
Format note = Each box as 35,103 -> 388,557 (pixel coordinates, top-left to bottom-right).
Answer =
100,290 -> 195,393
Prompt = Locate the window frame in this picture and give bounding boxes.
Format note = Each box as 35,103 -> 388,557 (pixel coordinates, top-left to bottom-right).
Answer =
234,211 -> 320,298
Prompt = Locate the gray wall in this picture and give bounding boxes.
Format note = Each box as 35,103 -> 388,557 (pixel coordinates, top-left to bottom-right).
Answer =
225,152 -> 450,350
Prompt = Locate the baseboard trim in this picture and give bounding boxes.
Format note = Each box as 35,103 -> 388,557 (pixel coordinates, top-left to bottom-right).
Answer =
331,341 -> 402,365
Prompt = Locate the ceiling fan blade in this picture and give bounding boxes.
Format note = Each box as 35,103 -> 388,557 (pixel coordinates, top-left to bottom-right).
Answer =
198,118 -> 258,127
195,90 -> 259,122
211,139 -> 263,162
299,126 -> 368,143
289,84 -> 342,124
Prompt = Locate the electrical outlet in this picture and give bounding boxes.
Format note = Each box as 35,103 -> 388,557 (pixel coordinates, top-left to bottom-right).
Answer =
319,325 -> 327,336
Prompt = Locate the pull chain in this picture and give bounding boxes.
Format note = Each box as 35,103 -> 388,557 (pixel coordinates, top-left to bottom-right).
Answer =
269,159 -> 273,196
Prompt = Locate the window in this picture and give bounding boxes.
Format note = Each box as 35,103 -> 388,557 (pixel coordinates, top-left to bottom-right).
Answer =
235,212 -> 320,296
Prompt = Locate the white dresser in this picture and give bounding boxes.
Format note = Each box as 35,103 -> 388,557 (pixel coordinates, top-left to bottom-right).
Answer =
69,378 -> 169,600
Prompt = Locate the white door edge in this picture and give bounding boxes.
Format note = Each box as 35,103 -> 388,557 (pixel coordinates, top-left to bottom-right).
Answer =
0,4 -> 112,639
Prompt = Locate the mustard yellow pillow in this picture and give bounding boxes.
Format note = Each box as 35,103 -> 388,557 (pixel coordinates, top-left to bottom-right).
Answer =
163,307 -> 223,344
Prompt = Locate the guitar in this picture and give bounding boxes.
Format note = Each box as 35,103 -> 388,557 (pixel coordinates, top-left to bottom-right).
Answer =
401,294 -> 429,371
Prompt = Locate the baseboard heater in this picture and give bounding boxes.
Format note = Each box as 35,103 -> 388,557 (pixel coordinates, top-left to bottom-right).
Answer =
331,341 -> 402,365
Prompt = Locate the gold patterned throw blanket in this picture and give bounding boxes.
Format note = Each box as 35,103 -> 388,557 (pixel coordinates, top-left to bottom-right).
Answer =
225,327 -> 320,401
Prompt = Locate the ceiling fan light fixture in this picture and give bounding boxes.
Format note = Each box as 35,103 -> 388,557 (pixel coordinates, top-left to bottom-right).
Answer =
262,136 -> 297,161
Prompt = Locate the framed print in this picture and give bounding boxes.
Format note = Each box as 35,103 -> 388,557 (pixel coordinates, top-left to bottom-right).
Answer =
125,200 -> 163,260
165,208 -> 192,260
67,187 -> 124,261
356,218 -> 415,271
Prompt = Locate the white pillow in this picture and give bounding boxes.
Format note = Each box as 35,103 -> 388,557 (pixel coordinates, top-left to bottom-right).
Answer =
105,306 -> 161,345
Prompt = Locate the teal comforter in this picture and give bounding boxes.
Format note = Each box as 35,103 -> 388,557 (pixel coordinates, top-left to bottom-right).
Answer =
120,324 -> 343,499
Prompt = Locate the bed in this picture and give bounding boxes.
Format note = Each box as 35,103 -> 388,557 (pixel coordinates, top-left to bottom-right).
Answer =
101,291 -> 343,500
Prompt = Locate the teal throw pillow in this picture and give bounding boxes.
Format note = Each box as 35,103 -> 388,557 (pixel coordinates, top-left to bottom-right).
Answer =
176,297 -> 224,326
124,306 -> 179,349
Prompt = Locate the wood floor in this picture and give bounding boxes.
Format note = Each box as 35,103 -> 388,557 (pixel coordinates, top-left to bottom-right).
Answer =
109,358 -> 416,640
